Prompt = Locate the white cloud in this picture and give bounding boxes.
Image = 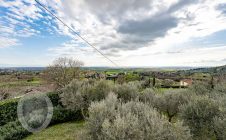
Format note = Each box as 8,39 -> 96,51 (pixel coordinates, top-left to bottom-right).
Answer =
0,37 -> 19,48
1,0 -> 226,66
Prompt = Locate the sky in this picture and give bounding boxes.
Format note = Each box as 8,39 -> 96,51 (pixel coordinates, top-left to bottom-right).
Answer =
0,0 -> 226,67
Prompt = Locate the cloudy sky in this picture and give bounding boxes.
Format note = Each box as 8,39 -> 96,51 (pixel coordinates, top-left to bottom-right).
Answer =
0,0 -> 226,67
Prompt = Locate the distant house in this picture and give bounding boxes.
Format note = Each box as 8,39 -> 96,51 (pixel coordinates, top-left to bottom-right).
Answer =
180,79 -> 193,87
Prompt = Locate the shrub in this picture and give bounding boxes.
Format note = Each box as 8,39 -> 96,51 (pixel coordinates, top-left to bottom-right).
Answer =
179,96 -> 221,139
0,92 -> 83,139
0,92 -> 80,126
86,93 -> 118,139
213,116 -> 226,140
139,88 -> 157,106
113,82 -> 139,102
51,106 -> 83,124
0,92 -> 61,126
211,83 -> 226,97
60,80 -> 84,111
162,79 -> 175,87
47,92 -> 61,106
85,93 -> 192,140
0,98 -> 18,126
0,120 -> 31,140
60,79 -> 113,112
189,81 -> 212,96
89,80 -> 113,101
155,89 -> 189,122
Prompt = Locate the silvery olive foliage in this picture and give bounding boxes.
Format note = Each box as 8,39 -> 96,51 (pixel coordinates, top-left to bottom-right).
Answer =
60,79 -> 113,112
139,88 -> 157,106
85,93 -> 192,140
214,116 -> 226,140
214,83 -> 226,93
60,80 -> 85,111
211,83 -> 226,98
113,82 -> 139,102
155,89 -> 189,122
88,80 -> 113,101
188,81 -> 212,96
59,78 -> 226,139
179,96 -> 221,139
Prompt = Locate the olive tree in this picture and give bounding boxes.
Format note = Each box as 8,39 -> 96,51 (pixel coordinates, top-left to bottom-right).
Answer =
179,96 -> 221,139
60,79 -> 113,113
188,81 -> 212,96
43,57 -> 84,89
155,89 -> 189,122
60,80 -> 84,111
213,83 -> 226,94
214,116 -> 226,140
162,79 -> 175,87
88,80 -> 113,101
85,93 -> 192,140
113,82 -> 139,102
139,88 -> 157,107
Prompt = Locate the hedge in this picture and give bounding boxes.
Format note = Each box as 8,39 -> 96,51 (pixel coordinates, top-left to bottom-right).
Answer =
0,92 -> 61,126
51,106 -> 83,124
0,98 -> 19,126
0,92 -> 83,140
0,121 -> 31,140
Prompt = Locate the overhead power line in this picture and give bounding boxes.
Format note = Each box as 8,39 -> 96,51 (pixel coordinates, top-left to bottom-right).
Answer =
34,0 -> 118,67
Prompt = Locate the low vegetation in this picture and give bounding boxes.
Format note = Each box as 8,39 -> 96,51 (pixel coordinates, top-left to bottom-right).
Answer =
24,121 -> 85,140
1,57 -> 226,139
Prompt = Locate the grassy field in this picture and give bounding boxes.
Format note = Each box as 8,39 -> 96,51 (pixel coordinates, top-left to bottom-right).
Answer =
24,121 -> 85,140
0,80 -> 42,88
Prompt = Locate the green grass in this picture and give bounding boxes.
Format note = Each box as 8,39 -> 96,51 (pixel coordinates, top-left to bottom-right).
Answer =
0,80 -> 42,88
154,88 -> 186,94
24,121 -> 85,140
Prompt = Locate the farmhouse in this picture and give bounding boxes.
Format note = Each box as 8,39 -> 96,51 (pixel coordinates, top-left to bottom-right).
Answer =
180,79 -> 193,87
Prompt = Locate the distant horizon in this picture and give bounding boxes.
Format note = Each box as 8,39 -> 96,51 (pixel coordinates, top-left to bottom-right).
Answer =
1,65 -> 225,69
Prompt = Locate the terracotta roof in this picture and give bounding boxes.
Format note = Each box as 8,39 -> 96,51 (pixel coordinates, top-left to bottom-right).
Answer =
180,79 -> 193,85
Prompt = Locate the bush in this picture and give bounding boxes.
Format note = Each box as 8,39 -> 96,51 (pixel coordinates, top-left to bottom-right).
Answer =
0,92 -> 83,139
85,93 -> 192,140
155,89 -> 189,122
0,120 -> 31,140
51,106 -> 83,124
113,82 -> 139,102
86,93 -> 118,139
139,88 -> 157,106
189,81 -> 212,96
214,83 -> 226,93
89,80 -> 113,101
162,79 -> 175,87
0,98 -> 18,126
60,79 -> 113,112
214,116 -> 226,140
47,92 -> 61,106
0,92 -> 61,126
179,96 -> 221,139
60,80 -> 84,111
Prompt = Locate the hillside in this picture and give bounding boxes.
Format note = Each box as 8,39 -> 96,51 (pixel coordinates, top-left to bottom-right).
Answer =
185,65 -> 226,74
